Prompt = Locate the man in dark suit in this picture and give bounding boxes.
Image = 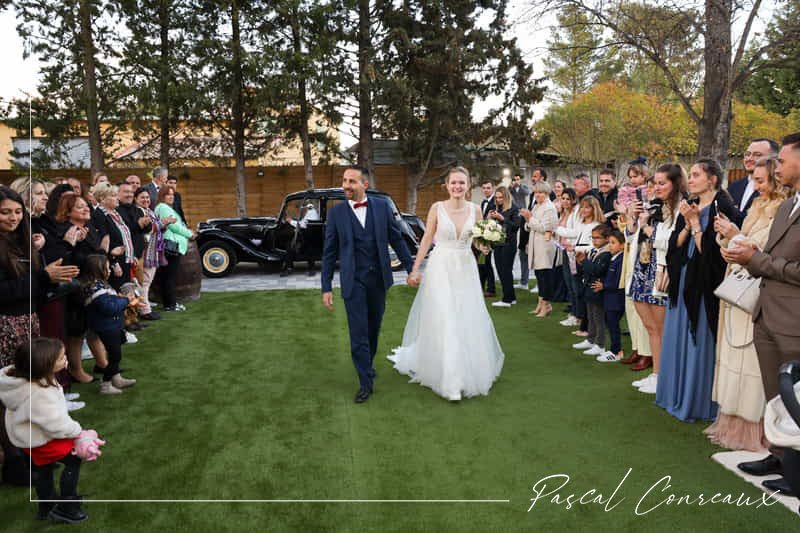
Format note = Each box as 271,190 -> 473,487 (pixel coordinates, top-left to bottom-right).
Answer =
725,132 -> 800,496
728,138 -> 779,215
477,180 -> 496,296
166,175 -> 187,224
321,166 -> 415,403
146,166 -> 168,207
597,169 -> 619,225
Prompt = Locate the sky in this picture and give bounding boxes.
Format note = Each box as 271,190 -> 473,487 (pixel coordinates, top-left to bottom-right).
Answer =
0,0 -> 778,132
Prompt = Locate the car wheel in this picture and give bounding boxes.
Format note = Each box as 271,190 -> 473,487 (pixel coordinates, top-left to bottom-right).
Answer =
200,241 -> 237,277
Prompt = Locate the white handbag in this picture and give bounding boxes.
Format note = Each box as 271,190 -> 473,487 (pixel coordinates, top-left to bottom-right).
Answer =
713,267 -> 760,315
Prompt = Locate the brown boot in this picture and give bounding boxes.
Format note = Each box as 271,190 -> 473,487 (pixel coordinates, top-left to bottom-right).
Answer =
631,356 -> 653,371
620,350 -> 640,365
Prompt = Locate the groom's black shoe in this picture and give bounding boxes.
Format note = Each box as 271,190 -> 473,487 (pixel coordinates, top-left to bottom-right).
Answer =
738,454 -> 782,476
762,477 -> 796,497
355,387 -> 371,403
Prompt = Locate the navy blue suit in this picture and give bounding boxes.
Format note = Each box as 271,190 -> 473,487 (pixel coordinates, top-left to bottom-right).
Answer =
321,196 -> 414,390
728,175 -> 758,214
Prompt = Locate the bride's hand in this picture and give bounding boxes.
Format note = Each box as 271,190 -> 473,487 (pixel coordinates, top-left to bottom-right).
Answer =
407,271 -> 421,287
478,244 -> 490,255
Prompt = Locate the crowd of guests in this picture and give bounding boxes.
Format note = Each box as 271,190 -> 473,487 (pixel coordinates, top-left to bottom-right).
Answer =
478,133 -> 800,499
0,167 -> 195,522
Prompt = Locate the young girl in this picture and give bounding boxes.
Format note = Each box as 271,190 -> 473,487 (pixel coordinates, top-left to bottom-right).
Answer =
0,338 -> 87,523
81,254 -> 138,394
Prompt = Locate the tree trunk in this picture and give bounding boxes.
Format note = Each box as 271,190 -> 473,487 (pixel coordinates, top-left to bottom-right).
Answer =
697,0 -> 733,166
78,0 -> 103,174
406,169 -> 423,214
291,10 -> 314,189
357,0 -> 375,186
158,0 -> 170,171
231,0 -> 247,216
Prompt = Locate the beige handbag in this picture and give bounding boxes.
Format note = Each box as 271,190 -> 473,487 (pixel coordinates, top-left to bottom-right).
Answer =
713,267 -> 760,315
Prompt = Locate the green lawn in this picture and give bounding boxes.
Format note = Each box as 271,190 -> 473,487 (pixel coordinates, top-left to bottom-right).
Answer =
1,287 -> 797,532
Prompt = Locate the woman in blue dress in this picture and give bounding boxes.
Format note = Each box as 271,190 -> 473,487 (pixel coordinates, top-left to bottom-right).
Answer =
655,158 -> 743,422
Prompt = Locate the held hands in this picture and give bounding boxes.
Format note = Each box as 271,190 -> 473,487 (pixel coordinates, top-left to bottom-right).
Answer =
407,271 -> 422,288
45,258 -> 80,283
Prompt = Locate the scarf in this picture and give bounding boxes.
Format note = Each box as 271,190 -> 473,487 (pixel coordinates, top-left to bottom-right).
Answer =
101,207 -> 134,264
142,208 -> 167,268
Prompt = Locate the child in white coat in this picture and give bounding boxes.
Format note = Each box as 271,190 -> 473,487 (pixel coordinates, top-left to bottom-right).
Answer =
0,338 -> 87,523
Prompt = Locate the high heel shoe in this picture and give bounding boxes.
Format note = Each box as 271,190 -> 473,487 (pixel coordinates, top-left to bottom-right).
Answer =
535,302 -> 552,317
70,372 -> 95,384
529,300 -> 543,315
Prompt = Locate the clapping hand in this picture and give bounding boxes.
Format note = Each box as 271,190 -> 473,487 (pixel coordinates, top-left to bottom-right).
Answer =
575,250 -> 586,263
720,241 -> 757,265
519,208 -> 532,221
45,258 -> 79,283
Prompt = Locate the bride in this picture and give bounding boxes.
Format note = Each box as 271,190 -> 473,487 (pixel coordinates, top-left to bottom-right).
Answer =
388,166 -> 505,401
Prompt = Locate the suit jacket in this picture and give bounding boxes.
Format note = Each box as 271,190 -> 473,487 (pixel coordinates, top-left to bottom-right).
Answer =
747,196 -> 800,337
145,182 -> 159,207
579,249 -> 611,304
728,175 -> 759,214
602,253 -> 625,311
321,196 -> 414,300
173,191 -> 187,223
479,197 -> 495,219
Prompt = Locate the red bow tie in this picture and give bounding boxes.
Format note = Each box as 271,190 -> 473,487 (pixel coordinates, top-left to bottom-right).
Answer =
353,201 -> 368,208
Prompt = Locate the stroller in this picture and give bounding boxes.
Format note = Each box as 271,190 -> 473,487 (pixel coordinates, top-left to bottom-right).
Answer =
764,361 -> 800,513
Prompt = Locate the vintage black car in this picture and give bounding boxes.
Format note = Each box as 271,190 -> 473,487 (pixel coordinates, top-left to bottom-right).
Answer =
196,188 -> 424,277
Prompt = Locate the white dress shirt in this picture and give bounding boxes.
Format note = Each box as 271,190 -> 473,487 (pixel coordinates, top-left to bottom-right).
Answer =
740,176 -> 756,211
349,199 -> 368,228
790,192 -> 800,219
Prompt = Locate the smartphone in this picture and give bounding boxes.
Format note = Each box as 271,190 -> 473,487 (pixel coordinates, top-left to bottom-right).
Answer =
687,196 -> 700,206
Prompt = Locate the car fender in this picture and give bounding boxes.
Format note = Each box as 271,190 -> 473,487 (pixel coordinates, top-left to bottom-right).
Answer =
196,228 -> 282,263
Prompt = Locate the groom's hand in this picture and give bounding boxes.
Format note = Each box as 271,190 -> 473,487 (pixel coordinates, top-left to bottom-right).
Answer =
322,291 -> 334,310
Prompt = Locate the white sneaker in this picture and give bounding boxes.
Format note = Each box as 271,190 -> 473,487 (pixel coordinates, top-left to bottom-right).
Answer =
572,340 -> 593,350
583,344 -> 604,355
632,373 -> 654,388
530,287 -> 539,293
66,400 -> 85,411
125,331 -> 138,344
638,374 -> 659,394
511,300 -> 517,305
176,303 -> 186,311
81,339 -> 92,360
596,351 -> 622,363
64,392 -> 80,401
517,283 -> 528,290
492,301 -> 512,308
559,316 -> 579,326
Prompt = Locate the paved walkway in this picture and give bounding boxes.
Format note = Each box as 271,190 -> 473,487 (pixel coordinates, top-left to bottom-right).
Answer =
201,257 -> 524,292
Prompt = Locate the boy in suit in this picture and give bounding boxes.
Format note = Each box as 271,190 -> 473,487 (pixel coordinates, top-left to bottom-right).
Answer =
572,224 -> 611,356
594,230 -> 626,362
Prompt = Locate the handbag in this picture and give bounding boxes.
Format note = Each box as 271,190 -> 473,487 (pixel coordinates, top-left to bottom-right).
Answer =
713,267 -> 760,315
163,239 -> 180,256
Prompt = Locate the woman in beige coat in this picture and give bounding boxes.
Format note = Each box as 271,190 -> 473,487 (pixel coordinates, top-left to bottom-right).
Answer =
705,157 -> 789,451
521,182 -> 559,317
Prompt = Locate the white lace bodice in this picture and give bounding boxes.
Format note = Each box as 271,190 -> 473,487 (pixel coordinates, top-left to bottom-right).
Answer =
435,202 -> 475,250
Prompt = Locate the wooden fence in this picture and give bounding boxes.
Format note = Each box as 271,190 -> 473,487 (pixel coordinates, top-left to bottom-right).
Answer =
0,165 -> 449,228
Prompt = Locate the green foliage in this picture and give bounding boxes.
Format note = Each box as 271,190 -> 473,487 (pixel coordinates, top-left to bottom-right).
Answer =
374,0 -> 545,209
543,4 -> 603,101
738,0 -> 800,116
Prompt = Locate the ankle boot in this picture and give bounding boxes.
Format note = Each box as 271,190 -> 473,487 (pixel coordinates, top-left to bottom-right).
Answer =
100,381 -> 123,395
111,373 -> 137,389
49,496 -> 88,524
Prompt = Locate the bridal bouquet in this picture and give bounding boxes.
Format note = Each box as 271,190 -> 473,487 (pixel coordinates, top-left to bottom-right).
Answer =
471,219 -> 506,264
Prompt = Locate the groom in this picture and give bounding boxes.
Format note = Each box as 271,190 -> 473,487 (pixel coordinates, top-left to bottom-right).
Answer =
321,166 -> 416,403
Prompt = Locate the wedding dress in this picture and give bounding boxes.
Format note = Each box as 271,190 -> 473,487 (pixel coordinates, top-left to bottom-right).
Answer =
388,202 -> 505,400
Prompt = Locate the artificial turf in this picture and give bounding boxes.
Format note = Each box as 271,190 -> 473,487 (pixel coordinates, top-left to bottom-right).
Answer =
1,287 -> 797,531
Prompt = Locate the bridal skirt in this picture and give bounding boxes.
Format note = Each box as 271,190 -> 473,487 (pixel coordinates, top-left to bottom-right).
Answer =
388,243 -> 505,400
